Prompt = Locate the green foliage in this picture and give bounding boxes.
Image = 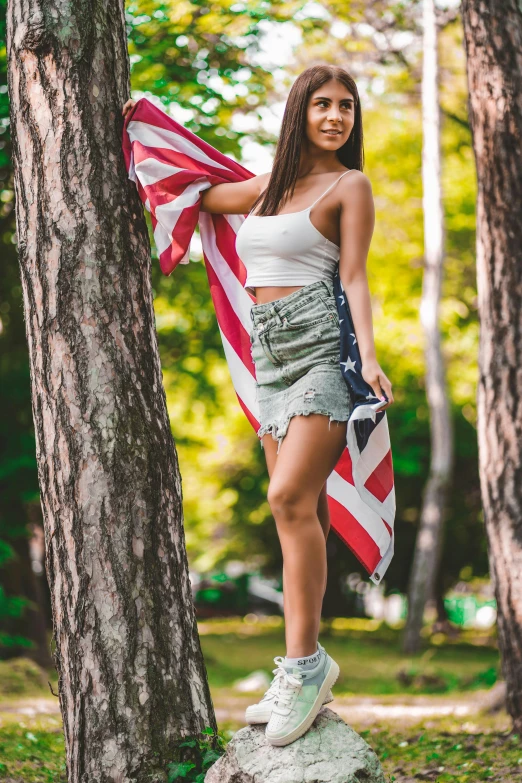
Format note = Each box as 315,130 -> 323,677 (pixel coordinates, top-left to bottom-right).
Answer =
0,538 -> 13,566
0,657 -> 51,696
0,722 -> 66,783
0,0 -> 41,653
125,0 -> 288,155
1,715 -> 519,783
0,585 -> 29,621
166,727 -> 226,782
0,0 -> 488,603
370,726 -> 522,783
199,616 -> 500,696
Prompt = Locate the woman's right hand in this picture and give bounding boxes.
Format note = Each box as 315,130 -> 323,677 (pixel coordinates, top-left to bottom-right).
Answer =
361,358 -> 394,410
122,99 -> 137,118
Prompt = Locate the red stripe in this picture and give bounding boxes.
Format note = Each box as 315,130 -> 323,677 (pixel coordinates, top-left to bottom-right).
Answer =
327,495 -> 381,574
202,253 -> 256,376
213,213 -> 250,290
131,141 -> 239,185
364,448 -> 394,503
332,444 -> 354,486
154,204 -> 200,275
237,394 -> 260,432
125,100 -> 254,180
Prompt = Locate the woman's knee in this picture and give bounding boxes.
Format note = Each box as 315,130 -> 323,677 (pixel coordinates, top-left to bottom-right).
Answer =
267,480 -> 313,523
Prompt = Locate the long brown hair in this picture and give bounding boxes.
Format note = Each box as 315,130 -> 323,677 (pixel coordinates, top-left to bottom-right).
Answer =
250,65 -> 364,217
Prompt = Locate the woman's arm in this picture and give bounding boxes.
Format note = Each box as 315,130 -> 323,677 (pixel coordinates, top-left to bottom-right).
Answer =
338,173 -> 394,408
200,172 -> 270,214
122,100 -> 271,216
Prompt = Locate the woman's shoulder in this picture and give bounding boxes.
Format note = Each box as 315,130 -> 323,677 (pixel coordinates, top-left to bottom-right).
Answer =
342,168 -> 371,185
338,169 -> 373,200
251,171 -> 271,190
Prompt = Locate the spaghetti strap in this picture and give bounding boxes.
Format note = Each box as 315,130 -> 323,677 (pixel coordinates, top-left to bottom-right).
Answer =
309,170 -> 352,210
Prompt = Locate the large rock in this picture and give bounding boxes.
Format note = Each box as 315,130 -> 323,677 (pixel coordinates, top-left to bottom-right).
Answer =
205,707 -> 385,783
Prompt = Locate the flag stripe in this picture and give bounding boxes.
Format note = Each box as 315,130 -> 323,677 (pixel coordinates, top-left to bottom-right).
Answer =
326,494 -> 382,575
364,449 -> 394,504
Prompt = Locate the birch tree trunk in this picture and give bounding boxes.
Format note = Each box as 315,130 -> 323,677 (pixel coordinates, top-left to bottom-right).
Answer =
402,0 -> 454,654
461,0 -> 522,732
6,0 -> 217,779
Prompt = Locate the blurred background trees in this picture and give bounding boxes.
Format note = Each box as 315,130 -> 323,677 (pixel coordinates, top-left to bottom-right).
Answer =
0,0 -> 488,660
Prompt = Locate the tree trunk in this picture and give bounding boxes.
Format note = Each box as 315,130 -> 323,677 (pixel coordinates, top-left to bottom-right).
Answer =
461,0 -> 522,733
403,0 -> 454,654
6,0 -> 216,779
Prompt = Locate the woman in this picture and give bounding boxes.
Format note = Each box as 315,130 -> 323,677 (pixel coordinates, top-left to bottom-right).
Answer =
123,64 -> 393,747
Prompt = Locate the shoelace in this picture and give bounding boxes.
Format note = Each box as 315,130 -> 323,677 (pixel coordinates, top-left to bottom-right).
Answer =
262,648 -> 324,705
260,656 -> 287,702
274,669 -> 304,713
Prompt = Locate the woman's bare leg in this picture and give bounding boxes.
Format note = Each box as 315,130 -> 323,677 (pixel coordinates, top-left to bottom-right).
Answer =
261,437 -> 331,626
264,415 -> 347,658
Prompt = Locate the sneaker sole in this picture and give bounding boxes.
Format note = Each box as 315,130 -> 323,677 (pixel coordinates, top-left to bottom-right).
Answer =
265,658 -> 340,746
245,708 -> 272,724
245,689 -> 334,725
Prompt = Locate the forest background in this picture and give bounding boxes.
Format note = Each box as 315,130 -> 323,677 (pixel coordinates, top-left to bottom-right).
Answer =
0,0 -> 485,645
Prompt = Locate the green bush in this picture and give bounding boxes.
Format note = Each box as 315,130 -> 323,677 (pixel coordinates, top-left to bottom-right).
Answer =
166,727 -> 226,782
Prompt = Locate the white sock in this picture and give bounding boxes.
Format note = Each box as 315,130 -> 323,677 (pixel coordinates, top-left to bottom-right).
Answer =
283,645 -> 321,670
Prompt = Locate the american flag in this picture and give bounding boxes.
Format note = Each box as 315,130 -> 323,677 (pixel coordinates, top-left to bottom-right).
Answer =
122,97 -> 395,584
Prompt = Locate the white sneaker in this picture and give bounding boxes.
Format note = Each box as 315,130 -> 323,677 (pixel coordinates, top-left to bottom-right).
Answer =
245,646 -> 334,725
265,647 -> 340,746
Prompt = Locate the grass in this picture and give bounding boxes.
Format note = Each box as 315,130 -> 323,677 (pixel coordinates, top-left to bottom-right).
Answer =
199,615 -> 500,695
0,617 -> 514,783
366,723 -> 521,782
0,713 -> 519,783
0,716 -> 66,782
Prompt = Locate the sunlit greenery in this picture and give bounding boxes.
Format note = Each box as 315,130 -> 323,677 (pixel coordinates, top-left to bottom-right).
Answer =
0,617 -> 516,783
0,0 -> 485,629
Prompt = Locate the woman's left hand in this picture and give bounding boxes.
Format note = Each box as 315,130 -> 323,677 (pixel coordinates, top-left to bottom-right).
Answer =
122,99 -> 137,118
361,358 -> 394,410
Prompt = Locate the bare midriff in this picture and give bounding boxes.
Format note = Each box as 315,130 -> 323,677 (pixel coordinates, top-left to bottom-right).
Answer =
253,285 -> 305,305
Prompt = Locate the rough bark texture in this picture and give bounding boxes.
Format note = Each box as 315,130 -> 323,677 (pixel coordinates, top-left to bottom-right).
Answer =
205,708 -> 386,783
403,0 -> 454,655
6,0 -> 216,780
461,0 -> 522,733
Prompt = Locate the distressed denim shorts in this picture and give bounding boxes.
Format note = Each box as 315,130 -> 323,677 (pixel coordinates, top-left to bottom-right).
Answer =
249,279 -> 353,454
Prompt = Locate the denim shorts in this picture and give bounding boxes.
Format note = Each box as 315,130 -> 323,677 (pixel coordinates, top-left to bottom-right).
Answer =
249,279 -> 353,453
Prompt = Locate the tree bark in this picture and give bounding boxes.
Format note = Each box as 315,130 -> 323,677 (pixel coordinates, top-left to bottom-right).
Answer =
6,0 -> 216,779
403,0 -> 454,654
461,0 -> 522,734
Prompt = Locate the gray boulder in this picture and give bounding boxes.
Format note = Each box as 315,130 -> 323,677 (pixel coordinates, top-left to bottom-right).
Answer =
205,707 -> 385,783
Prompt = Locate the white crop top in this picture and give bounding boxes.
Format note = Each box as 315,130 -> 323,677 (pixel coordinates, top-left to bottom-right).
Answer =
236,170 -> 351,296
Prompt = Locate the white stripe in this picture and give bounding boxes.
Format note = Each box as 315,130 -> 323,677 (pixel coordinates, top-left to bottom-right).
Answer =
350,399 -> 386,422
151,180 -> 211,256
353,415 -> 392,484
153,223 -> 173,257
346,423 -> 396,526
225,213 -> 248,232
127,148 -> 137,183
199,212 -> 253,335
134,157 -> 185,187
127,120 -> 229,171
218,326 -> 259,420
379,488 -> 395,519
326,469 -> 391,555
371,536 -> 394,585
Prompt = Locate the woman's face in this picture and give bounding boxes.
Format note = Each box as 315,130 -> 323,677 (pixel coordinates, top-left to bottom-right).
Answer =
305,79 -> 355,153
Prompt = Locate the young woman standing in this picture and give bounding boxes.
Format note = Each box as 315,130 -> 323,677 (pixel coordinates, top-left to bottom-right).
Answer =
123,64 -> 393,747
